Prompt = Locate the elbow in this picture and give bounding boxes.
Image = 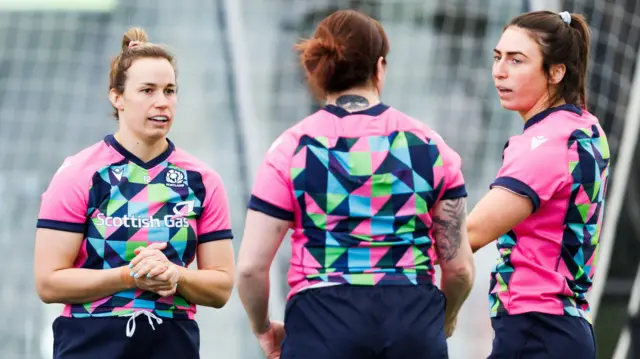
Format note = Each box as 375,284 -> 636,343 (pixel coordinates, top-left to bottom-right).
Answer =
442,259 -> 475,286
237,263 -> 268,283
210,275 -> 234,309
35,278 -> 59,304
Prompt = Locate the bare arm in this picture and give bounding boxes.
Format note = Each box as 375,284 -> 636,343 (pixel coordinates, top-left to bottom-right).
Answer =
432,198 -> 475,325
467,187 -> 532,253
175,239 -> 235,308
34,228 -> 134,304
237,210 -> 290,334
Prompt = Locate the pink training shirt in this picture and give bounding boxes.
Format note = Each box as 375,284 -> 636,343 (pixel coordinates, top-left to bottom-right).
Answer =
489,104 -> 610,323
37,135 -> 233,319
248,103 -> 467,300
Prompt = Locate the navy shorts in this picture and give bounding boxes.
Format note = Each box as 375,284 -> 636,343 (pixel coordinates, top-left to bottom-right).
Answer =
280,284 -> 448,359
488,312 -> 596,359
52,315 -> 200,359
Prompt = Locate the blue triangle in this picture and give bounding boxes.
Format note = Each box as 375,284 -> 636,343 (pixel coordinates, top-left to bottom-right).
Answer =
412,172 -> 432,192
568,223 -> 586,242
106,240 -> 127,260
88,237 -> 105,258
308,145 -> 329,167
328,172 -> 349,195
392,173 -> 415,194
390,147 -> 412,168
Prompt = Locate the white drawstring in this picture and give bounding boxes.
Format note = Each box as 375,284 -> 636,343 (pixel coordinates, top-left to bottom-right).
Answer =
119,311 -> 163,337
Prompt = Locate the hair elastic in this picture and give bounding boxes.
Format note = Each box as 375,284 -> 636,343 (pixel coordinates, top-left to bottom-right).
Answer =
128,40 -> 141,48
559,11 -> 571,25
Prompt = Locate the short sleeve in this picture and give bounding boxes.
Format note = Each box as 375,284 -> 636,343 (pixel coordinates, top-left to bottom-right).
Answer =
491,135 -> 568,212
434,137 -> 467,200
198,172 -> 234,243
37,158 -> 90,233
248,133 -> 296,221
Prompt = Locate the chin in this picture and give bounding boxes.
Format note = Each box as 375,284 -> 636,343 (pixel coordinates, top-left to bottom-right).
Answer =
498,100 -> 522,112
144,128 -> 170,141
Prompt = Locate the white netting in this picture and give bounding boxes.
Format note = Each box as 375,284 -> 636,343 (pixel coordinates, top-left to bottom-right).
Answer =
0,0 -> 638,358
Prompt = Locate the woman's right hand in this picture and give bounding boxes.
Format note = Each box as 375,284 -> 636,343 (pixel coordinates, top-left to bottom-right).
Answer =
126,242 -> 176,296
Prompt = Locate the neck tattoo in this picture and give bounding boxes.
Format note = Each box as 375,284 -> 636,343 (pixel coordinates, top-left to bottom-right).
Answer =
335,95 -> 370,112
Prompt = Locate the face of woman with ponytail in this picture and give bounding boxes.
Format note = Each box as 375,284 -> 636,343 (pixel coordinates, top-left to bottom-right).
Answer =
108,28 -> 178,144
492,11 -> 591,122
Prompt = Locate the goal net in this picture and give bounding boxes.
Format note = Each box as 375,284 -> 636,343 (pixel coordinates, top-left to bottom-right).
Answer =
0,0 -> 638,358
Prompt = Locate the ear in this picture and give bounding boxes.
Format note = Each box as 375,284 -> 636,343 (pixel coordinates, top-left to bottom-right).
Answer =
548,63 -> 566,85
109,89 -> 124,112
375,56 -> 387,94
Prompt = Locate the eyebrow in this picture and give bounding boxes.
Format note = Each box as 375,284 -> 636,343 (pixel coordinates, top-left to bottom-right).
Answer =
140,82 -> 176,88
493,49 -> 528,58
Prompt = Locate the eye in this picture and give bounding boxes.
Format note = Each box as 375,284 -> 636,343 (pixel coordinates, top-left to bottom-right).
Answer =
493,55 -> 501,62
165,88 -> 176,95
510,58 -> 522,64
141,88 -> 152,94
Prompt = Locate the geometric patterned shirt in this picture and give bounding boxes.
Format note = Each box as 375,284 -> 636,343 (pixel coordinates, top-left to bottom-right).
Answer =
248,103 -> 467,300
489,104 -> 610,323
37,135 -> 233,319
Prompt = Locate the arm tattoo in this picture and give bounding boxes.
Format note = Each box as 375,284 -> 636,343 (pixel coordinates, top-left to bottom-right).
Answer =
336,95 -> 370,111
432,198 -> 466,262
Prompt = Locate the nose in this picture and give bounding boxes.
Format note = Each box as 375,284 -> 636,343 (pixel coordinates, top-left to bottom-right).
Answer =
493,60 -> 507,80
153,92 -> 169,108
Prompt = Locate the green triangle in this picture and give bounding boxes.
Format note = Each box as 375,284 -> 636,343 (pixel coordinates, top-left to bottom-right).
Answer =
415,195 -> 428,214
591,181 -> 601,201
172,227 -> 189,241
345,138 -> 359,150
599,135 -> 610,159
291,167 -> 304,180
412,246 -> 426,263
327,193 -> 348,213
391,132 -> 408,149
575,266 -> 585,279
173,295 -> 189,308
592,223 -> 601,245
316,136 -> 329,148
107,199 -> 127,216
568,161 -> 579,174
91,219 -> 106,238
576,204 -> 590,223
128,164 -> 148,184
434,154 -> 443,167
325,247 -> 347,267
309,213 -> 327,229
350,274 -> 375,285
398,217 -> 416,234
83,302 -> 92,312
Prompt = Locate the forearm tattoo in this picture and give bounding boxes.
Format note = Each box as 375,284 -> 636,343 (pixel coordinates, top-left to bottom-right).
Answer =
432,198 -> 466,261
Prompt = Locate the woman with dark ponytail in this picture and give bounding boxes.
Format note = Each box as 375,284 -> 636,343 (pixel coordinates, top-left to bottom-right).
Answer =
468,10 -> 608,358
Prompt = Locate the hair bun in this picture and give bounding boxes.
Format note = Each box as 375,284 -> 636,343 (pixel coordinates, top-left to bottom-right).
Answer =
121,27 -> 149,51
307,37 -> 345,62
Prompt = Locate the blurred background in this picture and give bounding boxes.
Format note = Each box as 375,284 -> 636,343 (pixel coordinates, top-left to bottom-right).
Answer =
0,0 -> 639,358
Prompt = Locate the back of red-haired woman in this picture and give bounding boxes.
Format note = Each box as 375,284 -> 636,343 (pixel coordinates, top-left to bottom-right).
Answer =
237,9 -> 474,359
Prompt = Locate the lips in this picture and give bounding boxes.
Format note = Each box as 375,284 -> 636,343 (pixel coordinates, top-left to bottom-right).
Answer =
496,86 -> 512,94
148,115 -> 169,123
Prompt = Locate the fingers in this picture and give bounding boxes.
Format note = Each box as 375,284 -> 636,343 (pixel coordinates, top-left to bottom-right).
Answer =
131,259 -> 164,279
156,288 -> 177,297
133,242 -> 168,255
135,277 -> 175,292
129,249 -> 157,268
146,264 -> 169,278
